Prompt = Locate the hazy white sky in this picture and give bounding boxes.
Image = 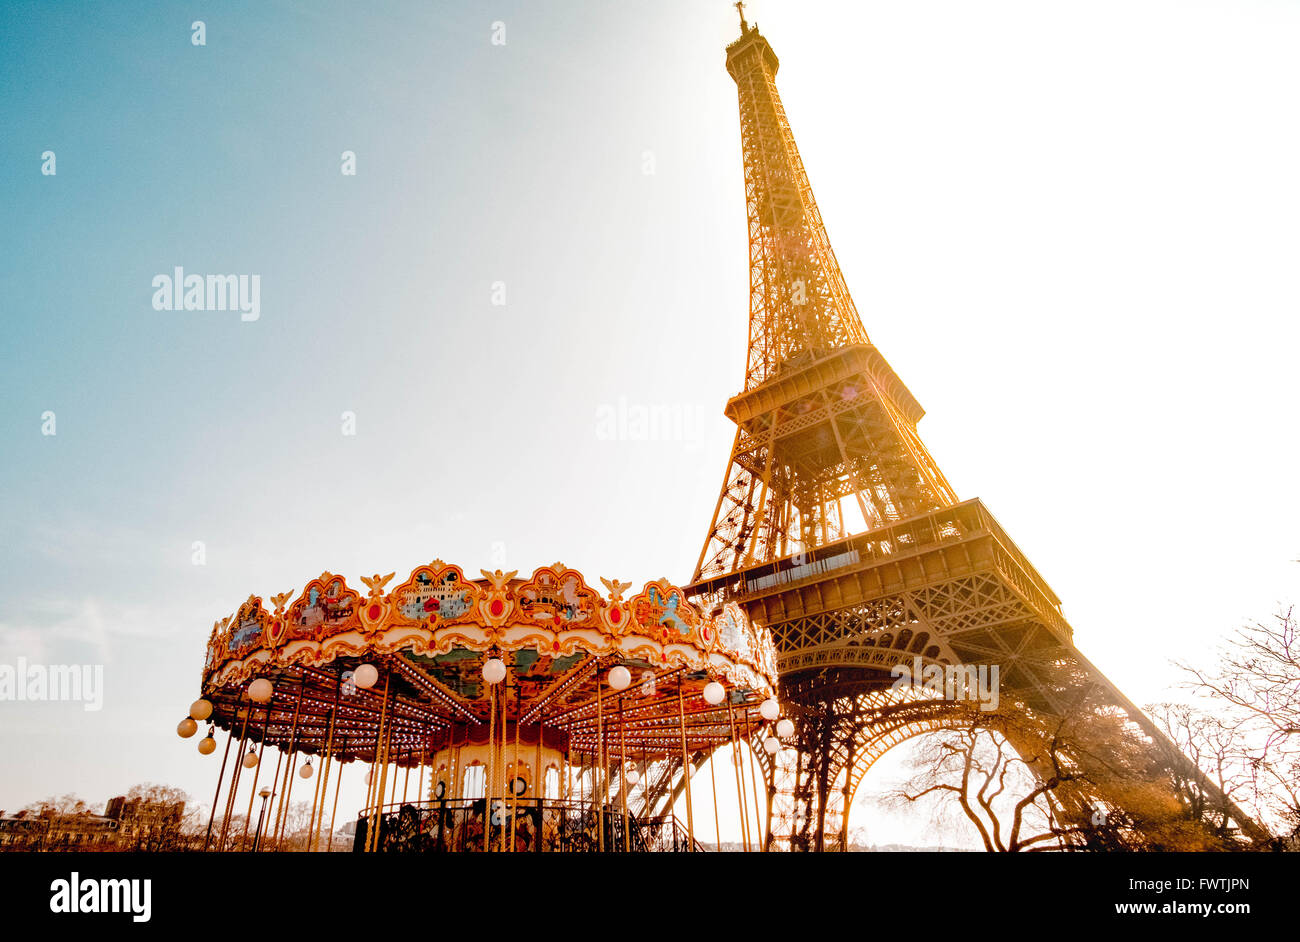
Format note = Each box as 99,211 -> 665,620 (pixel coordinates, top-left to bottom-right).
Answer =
2,0 -> 1298,847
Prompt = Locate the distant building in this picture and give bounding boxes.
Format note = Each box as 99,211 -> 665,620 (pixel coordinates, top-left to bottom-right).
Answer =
0,808 -> 119,851
105,795 -> 187,851
0,794 -> 187,852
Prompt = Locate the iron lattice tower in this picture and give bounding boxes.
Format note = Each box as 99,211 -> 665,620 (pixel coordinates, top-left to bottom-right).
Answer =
688,11 -> 1268,851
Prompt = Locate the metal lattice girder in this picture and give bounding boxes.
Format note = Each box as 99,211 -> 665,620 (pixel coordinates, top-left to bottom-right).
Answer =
694,348 -> 960,582
726,27 -> 869,388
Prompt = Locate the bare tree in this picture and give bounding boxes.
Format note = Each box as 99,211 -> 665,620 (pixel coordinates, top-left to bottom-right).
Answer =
276,801 -> 317,851
1146,702 -> 1255,841
1180,606 -> 1300,844
874,658 -> 1256,852
880,716 -> 1066,852
1182,607 -> 1300,747
22,793 -> 96,817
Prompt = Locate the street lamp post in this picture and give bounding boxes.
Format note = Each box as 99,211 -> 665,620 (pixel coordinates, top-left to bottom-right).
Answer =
252,786 -> 273,852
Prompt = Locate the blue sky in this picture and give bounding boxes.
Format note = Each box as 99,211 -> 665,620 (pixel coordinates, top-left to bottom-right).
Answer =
2,0 -> 1299,846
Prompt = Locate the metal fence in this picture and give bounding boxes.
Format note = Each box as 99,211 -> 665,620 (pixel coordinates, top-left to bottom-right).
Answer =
354,799 -> 702,853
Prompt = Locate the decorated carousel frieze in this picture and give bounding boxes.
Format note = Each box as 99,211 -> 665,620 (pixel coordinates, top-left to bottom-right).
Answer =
180,560 -> 786,853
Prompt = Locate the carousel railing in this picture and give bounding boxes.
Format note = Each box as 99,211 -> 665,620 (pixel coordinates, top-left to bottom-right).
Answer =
353,798 -> 704,853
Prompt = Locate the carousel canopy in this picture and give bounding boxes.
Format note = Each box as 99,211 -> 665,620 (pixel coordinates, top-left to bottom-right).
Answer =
198,562 -> 779,765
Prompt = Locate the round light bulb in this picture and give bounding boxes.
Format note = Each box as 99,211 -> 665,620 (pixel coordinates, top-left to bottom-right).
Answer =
177,717 -> 198,739
763,736 -> 779,754
353,663 -> 378,689
482,658 -> 506,684
242,750 -> 259,769
759,697 -> 779,721
248,679 -> 273,703
626,769 -> 640,785
198,736 -> 217,756
189,698 -> 213,721
299,763 -> 314,779
703,681 -> 726,705
776,718 -> 795,739
608,666 -> 631,691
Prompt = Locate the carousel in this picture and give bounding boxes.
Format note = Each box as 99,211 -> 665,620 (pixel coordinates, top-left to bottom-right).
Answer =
178,561 -> 786,852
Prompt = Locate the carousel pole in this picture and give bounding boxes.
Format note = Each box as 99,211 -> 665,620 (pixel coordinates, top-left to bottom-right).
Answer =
618,693 -> 630,851
676,673 -> 695,848
358,726 -> 377,850
359,736 -> 377,850
384,734 -> 394,813
415,731 -> 425,802
596,671 -> 605,853
390,724 -> 401,808
306,750 -> 325,852
561,726 -> 571,849
374,671 -> 395,852
510,681 -> 521,852
485,679 -> 495,853
562,716 -> 570,804
388,733 -> 398,807
366,676 -> 384,852
310,693 -> 337,852
304,727 -> 326,851
381,696 -> 396,815
498,683 -> 508,853
326,736 -> 346,853
438,727 -> 445,798
536,708 -> 545,850
306,679 -> 337,850
271,674 -> 306,849
727,699 -> 750,852
260,746 -> 283,853
535,705 -> 543,801
361,732 -> 377,852
453,723 -> 463,799
709,734 -> 722,850
274,745 -> 298,848
432,733 -> 439,800
366,671 -> 392,853
217,701 -> 252,850
203,722 -> 236,852
638,741 -> 650,818
449,725 -> 459,800
443,725 -> 451,799
238,700 -> 273,850
359,751 -> 377,851
743,708 -> 765,851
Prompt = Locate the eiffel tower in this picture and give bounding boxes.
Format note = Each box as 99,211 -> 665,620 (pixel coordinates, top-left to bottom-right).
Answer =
686,7 -> 1269,851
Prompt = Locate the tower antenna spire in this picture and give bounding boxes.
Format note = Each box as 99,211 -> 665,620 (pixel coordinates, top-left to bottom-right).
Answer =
735,1 -> 748,33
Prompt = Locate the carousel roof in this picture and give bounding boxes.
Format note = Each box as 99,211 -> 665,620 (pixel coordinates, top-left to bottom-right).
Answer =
198,561 -> 779,764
